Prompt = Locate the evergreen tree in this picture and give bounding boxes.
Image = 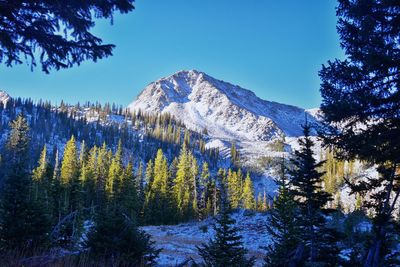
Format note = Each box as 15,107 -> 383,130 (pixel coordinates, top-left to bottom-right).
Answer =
106,140 -> 123,201
32,145 -> 51,204
78,140 -> 87,167
31,145 -> 54,226
227,169 -> 243,209
144,149 -> 174,224
60,136 -> 79,186
289,123 -> 339,265
85,207 -> 160,266
81,146 -> 97,211
136,161 -> 145,221
242,173 -> 256,210
256,192 -> 264,212
196,183 -> 255,267
0,115 -> 50,250
96,143 -> 110,208
230,142 -> 240,166
263,191 -> 269,211
264,158 -> 299,267
169,157 -> 179,180
183,129 -> 191,147
319,1 -> 400,265
174,144 -> 195,221
58,135 -> 82,245
199,163 -> 211,219
32,145 -> 48,187
144,159 -> 154,194
52,149 -> 63,223
117,161 -> 138,221
190,153 -> 199,219
322,148 -> 345,199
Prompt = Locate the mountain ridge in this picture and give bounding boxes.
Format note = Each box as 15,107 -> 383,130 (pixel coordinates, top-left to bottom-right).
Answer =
128,70 -> 319,142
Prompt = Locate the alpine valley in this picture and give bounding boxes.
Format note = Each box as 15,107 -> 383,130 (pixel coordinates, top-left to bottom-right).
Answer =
0,71 -> 377,266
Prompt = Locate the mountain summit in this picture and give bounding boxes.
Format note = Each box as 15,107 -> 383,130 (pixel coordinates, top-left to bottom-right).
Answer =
128,70 -> 316,141
0,90 -> 11,106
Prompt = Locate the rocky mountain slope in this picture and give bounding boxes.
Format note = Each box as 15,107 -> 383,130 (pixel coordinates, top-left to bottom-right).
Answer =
128,70 -> 319,142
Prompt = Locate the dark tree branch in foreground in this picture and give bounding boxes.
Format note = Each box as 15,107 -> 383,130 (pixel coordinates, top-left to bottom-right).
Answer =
0,0 -> 135,73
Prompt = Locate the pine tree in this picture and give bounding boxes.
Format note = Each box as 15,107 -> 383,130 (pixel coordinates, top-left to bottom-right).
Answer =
227,169 -> 243,209
196,183 -> 255,267
242,173 -> 256,210
199,163 -> 211,219
144,159 -> 154,194
81,146 -> 97,211
174,144 -> 195,221
85,206 -> 160,266
319,1 -> 400,265
136,161 -> 145,222
60,136 -> 79,186
58,135 -> 82,245
32,145 -> 51,204
96,143 -> 110,208
169,157 -> 179,180
31,145 -> 54,226
144,149 -> 173,224
256,192 -> 264,212
190,153 -> 199,219
106,140 -> 123,201
230,142 -> 240,167
322,148 -> 346,199
78,140 -> 87,167
117,161 -> 138,221
61,136 -> 82,213
52,149 -> 63,223
183,129 -> 191,147
264,158 -> 299,267
0,115 -> 50,250
289,123 -> 339,265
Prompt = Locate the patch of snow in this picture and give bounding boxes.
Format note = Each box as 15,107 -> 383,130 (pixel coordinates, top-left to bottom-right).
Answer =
142,210 -> 270,266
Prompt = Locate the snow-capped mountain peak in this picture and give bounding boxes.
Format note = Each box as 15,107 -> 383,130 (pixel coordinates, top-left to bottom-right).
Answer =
0,90 -> 11,106
128,70 -> 318,142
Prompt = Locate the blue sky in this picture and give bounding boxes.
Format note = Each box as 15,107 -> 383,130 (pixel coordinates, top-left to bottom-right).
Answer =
0,0 -> 344,109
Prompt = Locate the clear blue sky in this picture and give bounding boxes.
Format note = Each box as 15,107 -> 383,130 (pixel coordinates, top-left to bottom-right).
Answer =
0,0 -> 344,109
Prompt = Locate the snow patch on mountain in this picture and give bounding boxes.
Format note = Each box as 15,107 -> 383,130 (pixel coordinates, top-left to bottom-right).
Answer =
0,90 -> 11,107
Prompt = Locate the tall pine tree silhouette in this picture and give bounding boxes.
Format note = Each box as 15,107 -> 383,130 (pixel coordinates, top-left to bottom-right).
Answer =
319,1 -> 400,266
264,157 -> 299,267
197,181 -> 254,267
289,121 -> 339,265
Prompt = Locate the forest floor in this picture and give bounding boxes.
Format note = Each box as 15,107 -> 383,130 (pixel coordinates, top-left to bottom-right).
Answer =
142,210 -> 270,266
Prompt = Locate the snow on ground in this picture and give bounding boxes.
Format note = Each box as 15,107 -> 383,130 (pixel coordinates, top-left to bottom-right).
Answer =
142,210 -> 271,266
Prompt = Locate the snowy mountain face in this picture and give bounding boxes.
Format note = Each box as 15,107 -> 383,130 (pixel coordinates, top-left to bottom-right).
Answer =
0,90 -> 10,106
128,70 -> 318,142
